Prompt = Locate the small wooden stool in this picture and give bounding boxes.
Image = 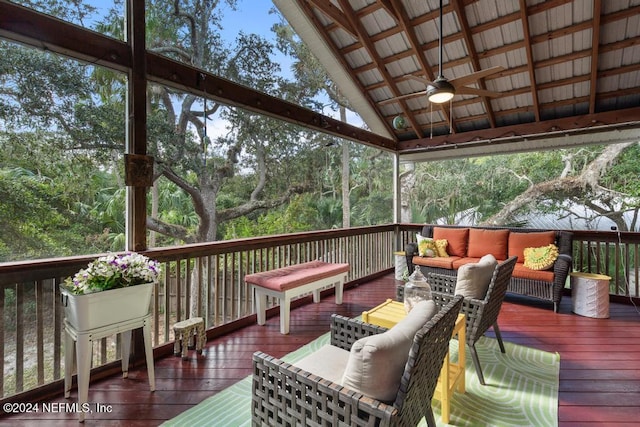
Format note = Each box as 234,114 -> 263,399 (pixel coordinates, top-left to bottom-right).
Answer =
173,317 -> 206,360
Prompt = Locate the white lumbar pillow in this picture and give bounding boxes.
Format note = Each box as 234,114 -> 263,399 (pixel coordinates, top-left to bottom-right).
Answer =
454,254 -> 498,299
340,299 -> 437,402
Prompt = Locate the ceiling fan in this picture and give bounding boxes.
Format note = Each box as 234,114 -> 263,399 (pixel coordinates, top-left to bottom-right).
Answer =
383,0 -> 504,106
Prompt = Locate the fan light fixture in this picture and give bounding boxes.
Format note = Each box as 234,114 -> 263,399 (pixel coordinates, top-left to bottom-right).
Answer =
426,77 -> 455,103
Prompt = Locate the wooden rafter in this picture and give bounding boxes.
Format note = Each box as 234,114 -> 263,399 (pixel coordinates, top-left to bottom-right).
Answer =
589,0 -> 602,114
304,0 -> 356,38
451,0 -> 497,128
333,0 -> 425,138
519,0 -> 540,122
4,0 -> 640,157
386,0 -> 450,136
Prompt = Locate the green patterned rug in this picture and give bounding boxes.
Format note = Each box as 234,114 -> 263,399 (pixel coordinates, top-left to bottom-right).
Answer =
162,334 -> 559,427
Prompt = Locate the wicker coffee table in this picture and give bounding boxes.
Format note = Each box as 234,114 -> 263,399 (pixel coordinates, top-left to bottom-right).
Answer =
362,299 -> 465,424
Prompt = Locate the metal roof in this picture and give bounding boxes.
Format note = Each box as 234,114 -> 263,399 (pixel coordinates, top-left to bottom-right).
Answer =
275,0 -> 640,160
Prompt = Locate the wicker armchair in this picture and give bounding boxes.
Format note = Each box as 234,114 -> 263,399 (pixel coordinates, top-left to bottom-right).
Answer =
251,295 -> 464,427
424,256 -> 517,386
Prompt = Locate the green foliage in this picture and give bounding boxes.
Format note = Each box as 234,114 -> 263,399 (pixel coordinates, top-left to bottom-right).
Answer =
5,1 -> 639,265
222,194 -> 315,239
603,143 -> 640,197
407,150 -> 571,223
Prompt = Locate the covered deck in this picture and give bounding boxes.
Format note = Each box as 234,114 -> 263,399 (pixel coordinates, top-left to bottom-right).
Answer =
3,272 -> 640,426
2,2 -> 640,425
1,225 -> 640,425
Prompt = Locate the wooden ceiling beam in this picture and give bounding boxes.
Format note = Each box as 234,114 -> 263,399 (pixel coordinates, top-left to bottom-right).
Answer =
397,107 -> 640,151
589,0 -> 602,114
386,0 -> 450,135
0,1 -> 130,72
452,0 -> 497,128
332,0 -> 424,138
519,0 -> 540,122
292,0 -> 398,144
304,0 -> 357,38
527,0 -> 575,15
529,20 -> 593,44
468,11 -> 520,34
601,4 -> 640,23
146,53 -> 395,150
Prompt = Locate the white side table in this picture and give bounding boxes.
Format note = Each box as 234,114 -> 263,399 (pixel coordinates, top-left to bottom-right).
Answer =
570,272 -> 611,318
64,314 -> 155,422
394,251 -> 407,280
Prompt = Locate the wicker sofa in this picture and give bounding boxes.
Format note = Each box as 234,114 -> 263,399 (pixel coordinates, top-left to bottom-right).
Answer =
405,225 -> 573,312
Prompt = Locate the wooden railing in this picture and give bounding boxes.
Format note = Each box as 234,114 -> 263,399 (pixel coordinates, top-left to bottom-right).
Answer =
571,229 -> 640,298
0,225 -> 413,401
1,225 -> 638,401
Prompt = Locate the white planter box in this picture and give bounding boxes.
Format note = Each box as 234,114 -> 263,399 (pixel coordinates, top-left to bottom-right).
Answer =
61,283 -> 153,332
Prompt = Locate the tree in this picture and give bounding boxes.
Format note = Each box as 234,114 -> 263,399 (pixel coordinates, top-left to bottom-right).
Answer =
273,19 -> 358,228
138,0 -> 330,243
1,1 -> 326,249
403,142 -> 640,231
483,142 -> 639,230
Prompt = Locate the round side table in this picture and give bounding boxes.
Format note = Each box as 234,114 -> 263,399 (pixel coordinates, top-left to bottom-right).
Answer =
570,272 -> 611,318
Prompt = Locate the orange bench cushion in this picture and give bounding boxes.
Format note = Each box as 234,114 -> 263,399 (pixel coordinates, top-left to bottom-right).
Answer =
467,228 -> 509,260
244,261 -> 350,292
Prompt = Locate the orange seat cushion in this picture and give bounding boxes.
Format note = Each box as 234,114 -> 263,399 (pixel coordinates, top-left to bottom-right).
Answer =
508,231 -> 556,263
467,228 -> 509,260
433,227 -> 469,257
412,256 -> 460,270
452,257 -> 481,269
512,263 -> 555,282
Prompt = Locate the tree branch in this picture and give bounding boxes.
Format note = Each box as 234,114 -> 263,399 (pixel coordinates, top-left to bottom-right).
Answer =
482,142 -> 635,225
146,216 -> 196,243
217,184 -> 310,222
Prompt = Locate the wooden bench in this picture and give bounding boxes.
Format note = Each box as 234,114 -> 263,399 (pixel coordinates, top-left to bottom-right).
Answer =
245,261 -> 350,334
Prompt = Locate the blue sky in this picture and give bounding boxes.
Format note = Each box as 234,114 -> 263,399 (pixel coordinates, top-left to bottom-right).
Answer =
84,0 -> 355,126
219,1 -> 280,42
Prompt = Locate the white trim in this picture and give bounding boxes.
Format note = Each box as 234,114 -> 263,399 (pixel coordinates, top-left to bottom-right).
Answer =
273,0 -> 393,139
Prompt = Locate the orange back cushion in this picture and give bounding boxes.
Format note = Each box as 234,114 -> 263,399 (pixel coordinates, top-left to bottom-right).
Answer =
433,227 -> 469,257
508,231 -> 556,263
467,228 -> 510,260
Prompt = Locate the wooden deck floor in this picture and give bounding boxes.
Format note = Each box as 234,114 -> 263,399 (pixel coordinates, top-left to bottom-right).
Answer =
3,274 -> 640,426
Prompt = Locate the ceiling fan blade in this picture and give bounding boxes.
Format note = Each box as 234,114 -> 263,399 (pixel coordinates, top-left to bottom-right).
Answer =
378,90 -> 426,105
402,74 -> 435,86
456,86 -> 501,98
450,66 -> 505,87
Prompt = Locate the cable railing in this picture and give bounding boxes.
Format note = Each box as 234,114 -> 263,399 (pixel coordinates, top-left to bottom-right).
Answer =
0,225 -> 638,402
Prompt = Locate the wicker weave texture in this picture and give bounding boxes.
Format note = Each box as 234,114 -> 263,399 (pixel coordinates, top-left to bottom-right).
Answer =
251,296 -> 464,427
423,256 -> 517,385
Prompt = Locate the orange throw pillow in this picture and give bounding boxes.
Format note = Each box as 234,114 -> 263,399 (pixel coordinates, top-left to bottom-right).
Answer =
433,227 -> 469,257
508,231 -> 556,263
467,228 -> 509,260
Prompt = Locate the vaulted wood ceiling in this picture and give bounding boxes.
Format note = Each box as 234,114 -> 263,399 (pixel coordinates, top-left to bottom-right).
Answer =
2,1 -> 639,162
275,0 -> 640,160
